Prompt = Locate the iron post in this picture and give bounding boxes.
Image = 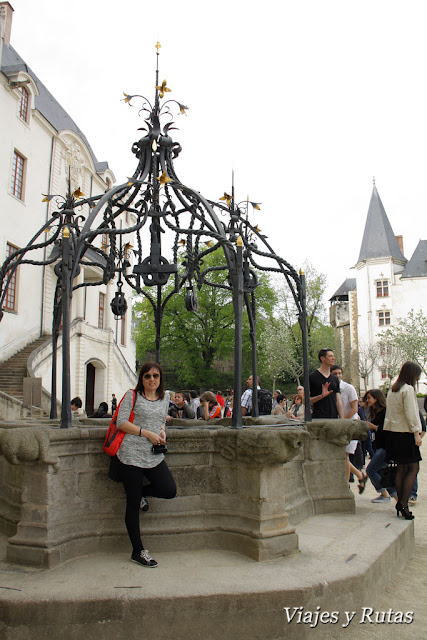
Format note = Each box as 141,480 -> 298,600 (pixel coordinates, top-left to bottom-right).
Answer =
299,270 -> 312,422
231,238 -> 244,429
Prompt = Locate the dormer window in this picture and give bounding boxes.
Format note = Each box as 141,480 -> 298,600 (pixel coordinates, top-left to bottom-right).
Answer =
18,86 -> 29,123
376,280 -> 389,297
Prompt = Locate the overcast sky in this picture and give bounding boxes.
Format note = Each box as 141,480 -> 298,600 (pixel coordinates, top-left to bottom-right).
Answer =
8,0 -> 427,299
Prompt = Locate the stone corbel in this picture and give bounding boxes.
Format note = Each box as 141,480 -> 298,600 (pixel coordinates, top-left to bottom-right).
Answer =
0,427 -> 59,470
216,426 -> 308,466
306,419 -> 369,447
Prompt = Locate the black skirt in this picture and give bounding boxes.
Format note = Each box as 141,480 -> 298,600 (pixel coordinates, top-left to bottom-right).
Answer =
386,431 -> 422,464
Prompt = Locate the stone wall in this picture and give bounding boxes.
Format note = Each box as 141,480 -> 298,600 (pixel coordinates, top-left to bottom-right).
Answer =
0,417 -> 368,568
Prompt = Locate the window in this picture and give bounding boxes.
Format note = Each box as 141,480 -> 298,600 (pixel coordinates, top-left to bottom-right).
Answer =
98,292 -> 105,329
376,280 -> 389,297
11,150 -> 26,200
121,313 -> 126,346
379,343 -> 392,356
378,311 -> 391,326
18,87 -> 29,122
4,243 -> 19,312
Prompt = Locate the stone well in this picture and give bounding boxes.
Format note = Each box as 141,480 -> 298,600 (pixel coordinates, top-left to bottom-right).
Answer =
0,417 -> 368,568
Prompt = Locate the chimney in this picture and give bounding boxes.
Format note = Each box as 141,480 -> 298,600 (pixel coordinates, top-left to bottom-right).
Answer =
0,2 -> 13,45
396,235 -> 404,255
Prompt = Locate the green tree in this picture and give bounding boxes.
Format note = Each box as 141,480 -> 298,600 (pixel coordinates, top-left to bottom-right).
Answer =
379,309 -> 427,374
133,249 -> 277,389
258,261 -> 334,386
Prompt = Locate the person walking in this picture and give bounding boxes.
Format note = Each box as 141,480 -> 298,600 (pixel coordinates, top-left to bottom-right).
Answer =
384,361 -> 423,520
116,362 -> 176,567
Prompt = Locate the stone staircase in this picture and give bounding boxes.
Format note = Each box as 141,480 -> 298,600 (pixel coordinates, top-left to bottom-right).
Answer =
0,337 -> 48,404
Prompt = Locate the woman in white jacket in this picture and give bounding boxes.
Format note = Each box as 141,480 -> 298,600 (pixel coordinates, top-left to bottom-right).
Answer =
384,361 -> 423,520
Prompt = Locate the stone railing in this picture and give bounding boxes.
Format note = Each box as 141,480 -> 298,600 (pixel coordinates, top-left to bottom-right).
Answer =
0,390 -> 23,421
0,417 -> 368,568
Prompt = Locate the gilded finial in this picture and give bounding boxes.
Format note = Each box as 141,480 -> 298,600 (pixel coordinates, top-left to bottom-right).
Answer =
155,41 -> 161,54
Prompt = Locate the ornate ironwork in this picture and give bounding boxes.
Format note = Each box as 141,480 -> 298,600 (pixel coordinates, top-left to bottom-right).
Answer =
0,44 -> 311,428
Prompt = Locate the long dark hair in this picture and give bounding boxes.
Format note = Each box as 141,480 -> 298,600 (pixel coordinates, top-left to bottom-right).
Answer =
364,389 -> 386,421
391,361 -> 422,393
135,362 -> 165,399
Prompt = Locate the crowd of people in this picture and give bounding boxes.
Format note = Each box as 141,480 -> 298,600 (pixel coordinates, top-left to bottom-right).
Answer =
85,348 -> 424,569
307,348 -> 425,521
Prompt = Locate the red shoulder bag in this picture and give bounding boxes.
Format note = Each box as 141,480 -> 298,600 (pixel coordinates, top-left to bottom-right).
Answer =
103,390 -> 136,456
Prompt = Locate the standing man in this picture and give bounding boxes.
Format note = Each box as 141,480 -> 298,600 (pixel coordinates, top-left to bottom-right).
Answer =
330,364 -> 367,491
330,366 -> 358,419
309,348 -> 344,419
111,394 -> 117,414
241,375 -> 260,417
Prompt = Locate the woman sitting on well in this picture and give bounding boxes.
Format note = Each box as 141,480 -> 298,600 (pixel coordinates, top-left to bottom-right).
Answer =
286,393 -> 305,419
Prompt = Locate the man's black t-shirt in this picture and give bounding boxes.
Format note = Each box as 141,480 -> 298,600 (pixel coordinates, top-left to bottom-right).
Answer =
309,370 -> 340,419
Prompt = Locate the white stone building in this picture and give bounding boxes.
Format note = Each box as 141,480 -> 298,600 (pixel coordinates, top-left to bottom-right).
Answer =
330,183 -> 427,392
0,2 -> 136,416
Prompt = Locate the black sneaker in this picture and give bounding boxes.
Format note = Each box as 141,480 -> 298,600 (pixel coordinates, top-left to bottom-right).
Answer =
140,496 -> 149,511
131,550 -> 158,567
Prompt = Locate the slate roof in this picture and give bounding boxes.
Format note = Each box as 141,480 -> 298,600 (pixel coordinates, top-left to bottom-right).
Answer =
401,240 -> 427,279
329,278 -> 357,301
357,186 -> 406,263
1,43 -> 109,173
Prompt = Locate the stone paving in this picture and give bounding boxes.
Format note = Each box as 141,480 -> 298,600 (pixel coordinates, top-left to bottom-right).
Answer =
0,457 -> 424,639
329,459 -> 427,640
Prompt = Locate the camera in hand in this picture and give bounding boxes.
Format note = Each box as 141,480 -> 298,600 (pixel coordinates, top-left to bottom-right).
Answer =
152,444 -> 167,454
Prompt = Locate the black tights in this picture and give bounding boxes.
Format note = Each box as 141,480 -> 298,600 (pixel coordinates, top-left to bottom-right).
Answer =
395,462 -> 419,509
121,461 -> 176,553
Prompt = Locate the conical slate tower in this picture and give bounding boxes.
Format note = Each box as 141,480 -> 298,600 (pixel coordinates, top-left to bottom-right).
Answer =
356,185 -> 406,264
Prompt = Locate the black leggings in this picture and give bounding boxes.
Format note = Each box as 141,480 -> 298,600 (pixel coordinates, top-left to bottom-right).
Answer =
121,461 -> 176,553
395,462 -> 419,509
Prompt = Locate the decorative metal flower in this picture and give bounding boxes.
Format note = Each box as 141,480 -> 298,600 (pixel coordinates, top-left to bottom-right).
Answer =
156,80 -> 172,99
178,103 -> 189,115
158,170 -> 173,185
219,192 -> 232,207
122,92 -> 133,104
